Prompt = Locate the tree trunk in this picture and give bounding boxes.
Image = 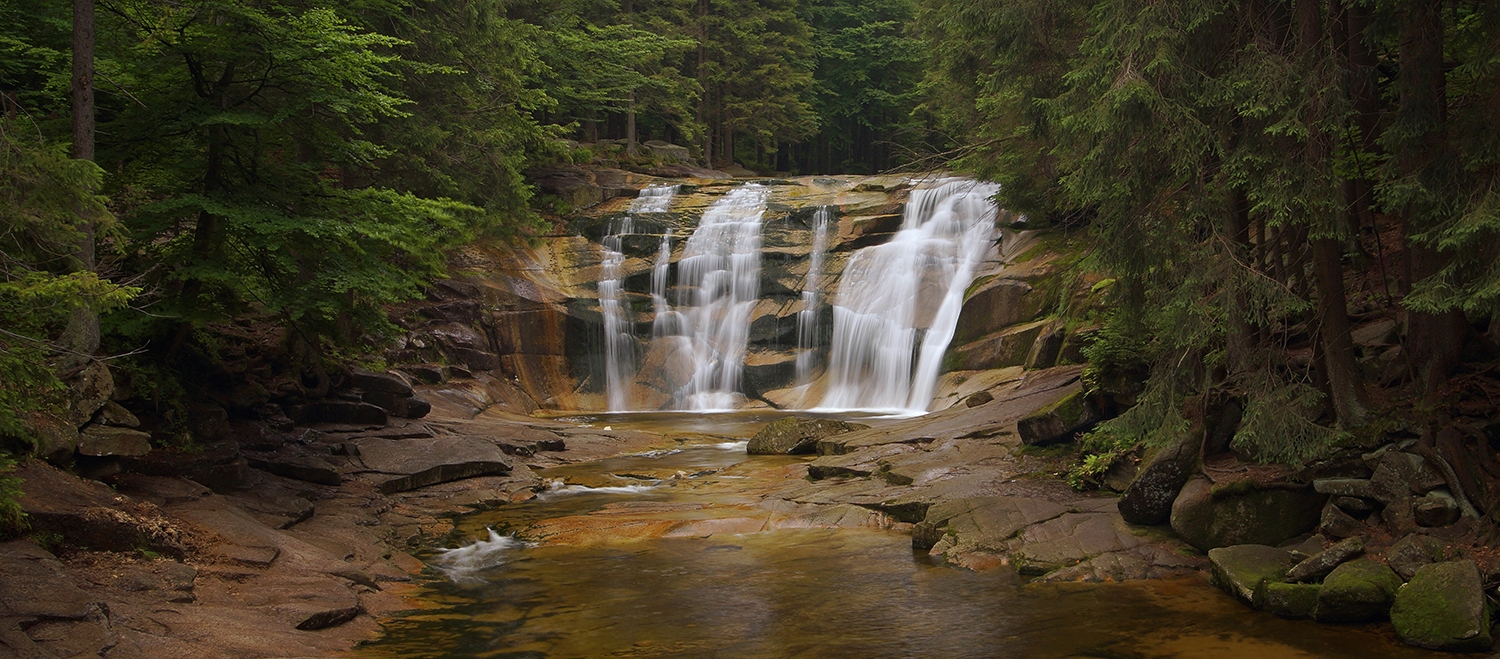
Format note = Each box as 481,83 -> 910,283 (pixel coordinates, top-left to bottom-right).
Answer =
627,92 -> 637,157
1397,0 -> 1462,400
1313,237 -> 1370,425
61,0 -> 99,367
1299,0 -> 1369,427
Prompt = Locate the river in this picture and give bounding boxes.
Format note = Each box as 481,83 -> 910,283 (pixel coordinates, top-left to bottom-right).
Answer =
352,415 -> 1427,659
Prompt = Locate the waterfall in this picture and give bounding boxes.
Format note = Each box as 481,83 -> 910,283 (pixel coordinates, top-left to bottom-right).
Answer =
817,179 -> 1001,413
650,229 -> 675,337
601,185 -> 678,411
796,206 -> 832,384
661,183 -> 770,410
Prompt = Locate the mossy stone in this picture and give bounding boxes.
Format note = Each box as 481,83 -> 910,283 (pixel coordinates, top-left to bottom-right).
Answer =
1207,544 -> 1295,608
1390,560 -> 1493,652
1264,582 -> 1321,618
1017,389 -> 1098,446
1315,558 -> 1403,622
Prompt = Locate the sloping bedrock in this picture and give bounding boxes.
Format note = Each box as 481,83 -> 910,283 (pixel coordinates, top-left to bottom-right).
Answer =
815,366 -> 1085,456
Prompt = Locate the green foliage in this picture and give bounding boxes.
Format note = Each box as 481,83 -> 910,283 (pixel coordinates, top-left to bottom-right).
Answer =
1065,448 -> 1129,492
0,119 -> 137,451
1232,375 -> 1346,466
797,0 -> 925,173
98,0 -> 479,347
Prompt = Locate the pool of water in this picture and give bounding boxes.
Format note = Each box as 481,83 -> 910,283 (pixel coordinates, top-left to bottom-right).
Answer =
353,439 -> 1429,659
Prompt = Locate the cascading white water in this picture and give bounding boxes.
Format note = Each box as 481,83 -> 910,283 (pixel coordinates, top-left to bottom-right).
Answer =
796,206 -> 832,384
817,178 -> 1001,413
650,229 -> 675,338
660,183 -> 769,410
601,185 -> 678,411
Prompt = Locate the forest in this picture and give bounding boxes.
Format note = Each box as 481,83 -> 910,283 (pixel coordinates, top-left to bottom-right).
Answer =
1,0 -> 1498,517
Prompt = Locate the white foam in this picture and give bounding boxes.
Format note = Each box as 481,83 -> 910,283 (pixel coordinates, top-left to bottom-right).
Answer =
714,441 -> 749,451
431,528 -> 523,583
538,479 -> 659,498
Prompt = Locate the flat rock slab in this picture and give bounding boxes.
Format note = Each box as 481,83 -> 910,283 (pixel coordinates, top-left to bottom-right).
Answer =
1208,544 -> 1295,607
245,450 -> 342,486
1391,560 -> 1492,652
1007,512 -> 1147,575
356,436 -> 513,494
916,496 -> 1068,551
1036,545 -> 1203,583
748,418 -> 866,455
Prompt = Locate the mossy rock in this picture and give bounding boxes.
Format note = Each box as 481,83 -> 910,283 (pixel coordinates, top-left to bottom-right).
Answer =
1208,544 -> 1296,608
747,418 -> 866,455
1264,582 -> 1321,619
1390,560 -> 1493,652
946,320 -> 1048,372
1315,558 -> 1403,623
1017,389 -> 1099,447
1170,477 -> 1326,551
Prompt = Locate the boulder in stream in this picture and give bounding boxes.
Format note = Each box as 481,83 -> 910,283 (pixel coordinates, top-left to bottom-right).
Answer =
747,418 -> 866,455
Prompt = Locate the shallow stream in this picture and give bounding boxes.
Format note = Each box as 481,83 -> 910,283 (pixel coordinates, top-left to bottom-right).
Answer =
355,416 -> 1428,659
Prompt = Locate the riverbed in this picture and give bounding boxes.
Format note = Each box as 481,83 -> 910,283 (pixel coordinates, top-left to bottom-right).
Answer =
353,426 -> 1429,659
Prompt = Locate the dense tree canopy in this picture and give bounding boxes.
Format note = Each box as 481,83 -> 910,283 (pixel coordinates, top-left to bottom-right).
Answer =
0,0 -> 1497,474
919,0 -> 1500,463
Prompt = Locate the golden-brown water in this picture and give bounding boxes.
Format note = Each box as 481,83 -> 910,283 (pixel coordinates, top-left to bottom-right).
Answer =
355,433 -> 1430,659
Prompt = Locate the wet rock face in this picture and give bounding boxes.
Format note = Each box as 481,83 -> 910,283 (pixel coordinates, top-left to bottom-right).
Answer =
385,174 -> 1065,413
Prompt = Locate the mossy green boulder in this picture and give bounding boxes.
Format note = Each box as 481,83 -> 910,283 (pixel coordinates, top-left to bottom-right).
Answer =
1264,582 -> 1321,618
1208,544 -> 1295,608
1390,560 -> 1493,652
1315,558 -> 1403,622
